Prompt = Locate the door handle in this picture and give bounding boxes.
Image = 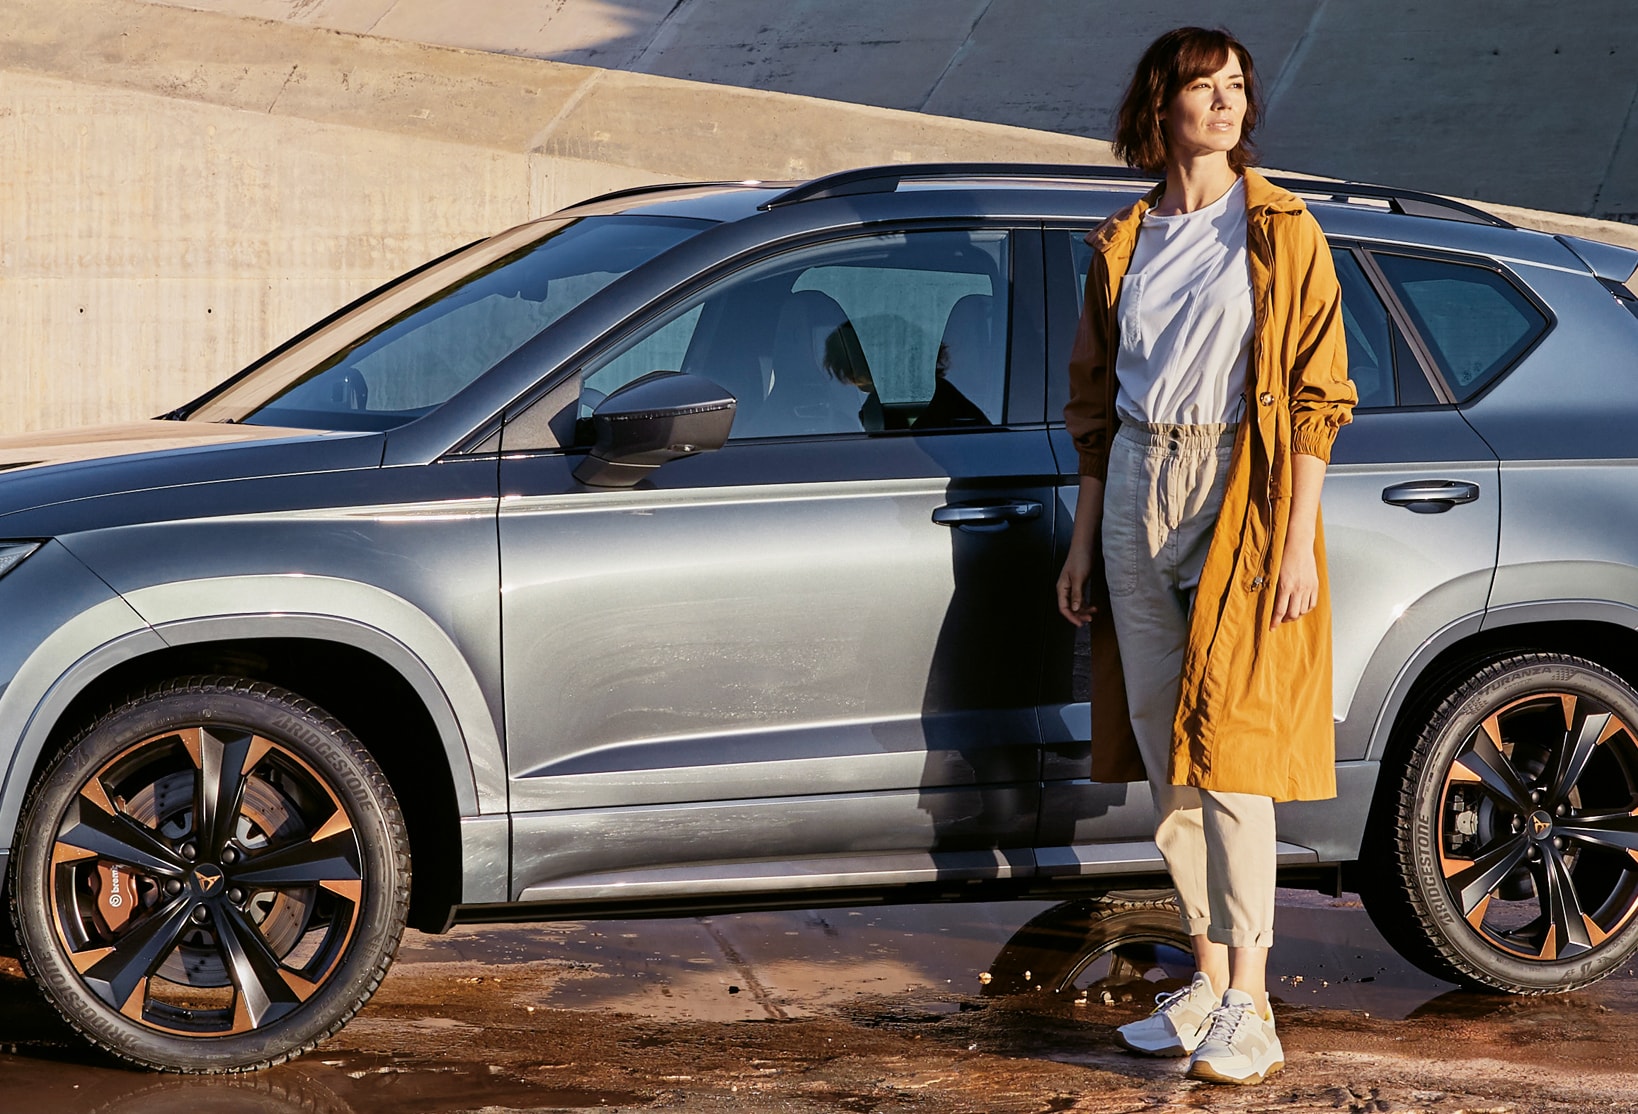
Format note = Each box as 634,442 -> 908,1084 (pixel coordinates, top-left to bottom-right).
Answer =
1381,479 -> 1480,514
931,499 -> 1043,533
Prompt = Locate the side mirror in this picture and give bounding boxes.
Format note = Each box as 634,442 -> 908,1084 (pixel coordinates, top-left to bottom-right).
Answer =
573,371 -> 736,488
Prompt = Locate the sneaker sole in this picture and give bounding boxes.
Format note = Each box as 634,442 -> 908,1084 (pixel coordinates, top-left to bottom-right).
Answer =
1114,1030 -> 1191,1057
1186,1058 -> 1284,1085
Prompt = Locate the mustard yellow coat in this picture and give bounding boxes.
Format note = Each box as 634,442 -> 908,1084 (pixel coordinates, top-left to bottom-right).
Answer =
1064,170 -> 1358,803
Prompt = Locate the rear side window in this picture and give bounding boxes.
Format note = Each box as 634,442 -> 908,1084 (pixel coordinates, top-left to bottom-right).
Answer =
1372,253 -> 1548,401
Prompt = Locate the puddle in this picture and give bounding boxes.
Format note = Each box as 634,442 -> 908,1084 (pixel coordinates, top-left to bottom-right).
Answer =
400,889 -> 1638,1025
0,1048 -> 642,1114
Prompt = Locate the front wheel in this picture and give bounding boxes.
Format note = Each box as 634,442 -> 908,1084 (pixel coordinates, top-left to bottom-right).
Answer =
8,677 -> 410,1071
1360,653 -> 1638,993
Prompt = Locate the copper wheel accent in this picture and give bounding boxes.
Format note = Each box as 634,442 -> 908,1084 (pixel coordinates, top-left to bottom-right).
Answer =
47,725 -> 366,1037
1436,692 -> 1638,963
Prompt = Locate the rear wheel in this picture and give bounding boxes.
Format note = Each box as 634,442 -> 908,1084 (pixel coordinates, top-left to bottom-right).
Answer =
1361,653 -> 1638,992
8,677 -> 409,1071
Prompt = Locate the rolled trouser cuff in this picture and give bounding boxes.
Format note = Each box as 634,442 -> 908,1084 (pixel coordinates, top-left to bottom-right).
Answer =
1205,925 -> 1274,949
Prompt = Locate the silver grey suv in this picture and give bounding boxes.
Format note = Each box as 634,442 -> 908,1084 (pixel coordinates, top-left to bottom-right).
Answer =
3,164 -> 1637,1072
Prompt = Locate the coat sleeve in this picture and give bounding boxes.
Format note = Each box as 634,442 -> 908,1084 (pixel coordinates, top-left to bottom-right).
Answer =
1064,244 -> 1116,480
1283,212 -> 1357,462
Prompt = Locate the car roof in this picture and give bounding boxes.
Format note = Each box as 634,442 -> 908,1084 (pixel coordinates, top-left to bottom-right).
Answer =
553,163 -> 1617,275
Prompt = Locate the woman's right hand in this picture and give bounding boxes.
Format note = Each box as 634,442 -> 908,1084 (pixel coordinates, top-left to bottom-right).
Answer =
1056,475 -> 1106,627
1056,547 -> 1096,627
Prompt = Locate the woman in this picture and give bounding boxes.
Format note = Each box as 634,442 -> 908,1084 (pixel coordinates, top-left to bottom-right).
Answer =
1056,27 -> 1356,1085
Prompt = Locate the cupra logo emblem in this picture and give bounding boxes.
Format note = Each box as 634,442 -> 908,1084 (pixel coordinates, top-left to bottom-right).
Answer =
194,865 -> 225,893
1531,814 -> 1552,837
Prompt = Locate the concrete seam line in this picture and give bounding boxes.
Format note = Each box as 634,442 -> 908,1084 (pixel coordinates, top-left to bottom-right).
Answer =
1263,0 -> 1332,123
1589,75 -> 1638,221
525,68 -> 606,154
629,0 -> 700,73
364,0 -> 402,38
266,63 -> 299,115
917,0 -> 994,114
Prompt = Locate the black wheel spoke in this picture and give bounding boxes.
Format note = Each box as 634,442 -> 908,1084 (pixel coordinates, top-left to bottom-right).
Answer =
1535,847 -> 1596,959
1557,810 -> 1638,854
214,903 -> 307,1029
1448,833 -> 1532,916
57,796 -> 185,877
192,728 -> 263,856
1547,702 -> 1612,808
80,897 -> 194,1014
1455,720 -> 1534,811
232,829 -> 362,892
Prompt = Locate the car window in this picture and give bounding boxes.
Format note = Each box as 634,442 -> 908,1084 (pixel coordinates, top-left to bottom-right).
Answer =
1372,252 -> 1548,402
193,215 -> 711,431
580,230 -> 1010,438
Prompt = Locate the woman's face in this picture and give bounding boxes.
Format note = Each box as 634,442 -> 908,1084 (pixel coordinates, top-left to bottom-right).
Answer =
1160,53 -> 1246,164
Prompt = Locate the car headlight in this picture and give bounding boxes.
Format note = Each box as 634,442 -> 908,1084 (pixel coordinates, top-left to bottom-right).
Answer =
0,541 -> 41,580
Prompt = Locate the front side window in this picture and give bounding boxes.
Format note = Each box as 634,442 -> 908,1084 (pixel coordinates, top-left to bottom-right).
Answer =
1373,252 -> 1549,402
190,215 -> 711,431
579,229 -> 1010,439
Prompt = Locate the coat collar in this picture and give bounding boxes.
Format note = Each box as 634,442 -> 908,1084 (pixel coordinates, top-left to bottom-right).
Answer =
1087,168 -> 1306,255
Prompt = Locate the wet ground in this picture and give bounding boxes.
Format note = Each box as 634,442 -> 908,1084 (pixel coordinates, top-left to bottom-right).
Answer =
4,889 -> 1638,1113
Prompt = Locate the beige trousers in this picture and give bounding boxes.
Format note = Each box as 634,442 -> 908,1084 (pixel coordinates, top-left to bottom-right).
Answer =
1102,421 -> 1277,948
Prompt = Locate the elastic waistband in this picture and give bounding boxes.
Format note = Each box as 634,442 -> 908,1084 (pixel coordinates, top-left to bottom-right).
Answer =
1114,421 -> 1238,449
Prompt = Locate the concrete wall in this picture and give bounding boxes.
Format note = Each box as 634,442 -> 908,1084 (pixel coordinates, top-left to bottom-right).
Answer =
3,0 -> 1635,435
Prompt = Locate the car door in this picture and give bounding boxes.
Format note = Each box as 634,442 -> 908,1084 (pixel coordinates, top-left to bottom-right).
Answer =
1034,230 -> 1502,873
497,226 -> 1057,903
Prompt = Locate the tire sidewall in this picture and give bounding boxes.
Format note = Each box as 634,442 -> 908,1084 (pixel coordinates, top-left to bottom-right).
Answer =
1408,657 -> 1638,991
10,681 -> 408,1071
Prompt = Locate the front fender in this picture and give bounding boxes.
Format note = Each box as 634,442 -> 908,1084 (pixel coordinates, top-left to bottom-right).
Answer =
0,540 -> 161,850
122,575 -> 506,816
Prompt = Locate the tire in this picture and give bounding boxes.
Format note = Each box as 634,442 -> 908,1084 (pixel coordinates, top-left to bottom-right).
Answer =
983,893 -> 1193,997
1360,652 -> 1638,993
7,677 -> 410,1071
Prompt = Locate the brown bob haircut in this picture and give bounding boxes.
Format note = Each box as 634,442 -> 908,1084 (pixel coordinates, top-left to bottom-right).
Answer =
1112,26 -> 1260,174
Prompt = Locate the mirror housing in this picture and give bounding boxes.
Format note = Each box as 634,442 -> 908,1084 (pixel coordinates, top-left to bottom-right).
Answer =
573,371 -> 736,488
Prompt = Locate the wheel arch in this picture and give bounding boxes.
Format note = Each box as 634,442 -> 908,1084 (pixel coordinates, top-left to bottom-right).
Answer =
13,622 -> 494,932
1369,603 -> 1638,766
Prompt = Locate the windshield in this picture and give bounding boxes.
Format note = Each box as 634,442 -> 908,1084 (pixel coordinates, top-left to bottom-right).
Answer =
188,215 -> 713,430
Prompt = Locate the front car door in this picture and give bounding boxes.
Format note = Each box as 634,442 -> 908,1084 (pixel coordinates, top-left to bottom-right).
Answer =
498,226 -> 1059,904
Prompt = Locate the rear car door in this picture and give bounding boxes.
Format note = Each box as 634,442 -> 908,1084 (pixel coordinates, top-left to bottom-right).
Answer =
497,226 -> 1057,903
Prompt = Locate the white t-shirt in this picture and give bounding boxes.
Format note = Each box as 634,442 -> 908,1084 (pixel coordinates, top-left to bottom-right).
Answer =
1113,176 -> 1253,427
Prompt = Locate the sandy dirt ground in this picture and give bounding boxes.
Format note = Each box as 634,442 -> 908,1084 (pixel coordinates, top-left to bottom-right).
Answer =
4,892 -> 1637,1113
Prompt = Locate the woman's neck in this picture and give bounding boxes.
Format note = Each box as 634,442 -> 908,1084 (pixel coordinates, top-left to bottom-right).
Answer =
1155,155 -> 1241,215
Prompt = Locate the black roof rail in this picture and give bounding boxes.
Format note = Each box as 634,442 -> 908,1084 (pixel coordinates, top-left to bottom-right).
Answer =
1290,182 -> 1510,227
758,162 -> 1512,228
759,163 -> 1150,208
565,179 -> 773,209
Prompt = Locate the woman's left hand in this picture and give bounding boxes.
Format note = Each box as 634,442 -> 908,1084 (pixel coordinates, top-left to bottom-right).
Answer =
1271,538 -> 1319,628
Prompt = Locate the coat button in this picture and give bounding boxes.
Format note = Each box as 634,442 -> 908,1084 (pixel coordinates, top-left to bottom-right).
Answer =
1258,392 -> 1274,406
1251,576 -> 1266,589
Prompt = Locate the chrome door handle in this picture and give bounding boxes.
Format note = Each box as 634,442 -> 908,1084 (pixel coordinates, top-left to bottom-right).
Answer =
1381,479 -> 1480,514
931,499 -> 1043,532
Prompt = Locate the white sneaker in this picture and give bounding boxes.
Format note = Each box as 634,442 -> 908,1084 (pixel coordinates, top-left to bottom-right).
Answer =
1186,989 -> 1284,1085
1115,971 -> 1220,1057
